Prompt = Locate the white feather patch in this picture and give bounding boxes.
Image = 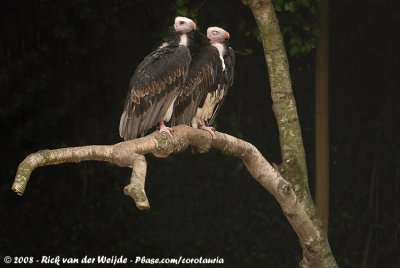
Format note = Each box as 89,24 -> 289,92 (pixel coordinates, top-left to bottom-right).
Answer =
159,42 -> 168,49
193,88 -> 225,127
179,34 -> 188,46
212,43 -> 226,71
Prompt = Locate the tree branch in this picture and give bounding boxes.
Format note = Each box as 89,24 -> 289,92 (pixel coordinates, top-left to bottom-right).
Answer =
12,125 -> 328,258
13,126 -> 292,208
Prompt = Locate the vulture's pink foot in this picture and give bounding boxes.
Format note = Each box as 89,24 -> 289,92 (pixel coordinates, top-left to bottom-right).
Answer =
201,125 -> 216,140
159,122 -> 173,138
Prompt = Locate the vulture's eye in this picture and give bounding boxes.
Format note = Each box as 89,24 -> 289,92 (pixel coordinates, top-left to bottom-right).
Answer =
179,21 -> 185,25
212,30 -> 218,35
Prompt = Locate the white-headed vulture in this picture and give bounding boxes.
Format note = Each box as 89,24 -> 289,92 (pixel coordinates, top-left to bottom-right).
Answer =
119,16 -> 197,140
172,26 -> 235,139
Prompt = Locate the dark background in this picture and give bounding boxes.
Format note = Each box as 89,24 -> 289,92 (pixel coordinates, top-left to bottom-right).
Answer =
1,0 -> 399,267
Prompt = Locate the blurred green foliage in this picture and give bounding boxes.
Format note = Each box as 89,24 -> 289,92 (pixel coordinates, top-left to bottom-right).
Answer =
274,0 -> 318,56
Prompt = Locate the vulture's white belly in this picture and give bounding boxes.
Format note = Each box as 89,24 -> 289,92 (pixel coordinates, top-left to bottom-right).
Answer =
192,88 -> 225,127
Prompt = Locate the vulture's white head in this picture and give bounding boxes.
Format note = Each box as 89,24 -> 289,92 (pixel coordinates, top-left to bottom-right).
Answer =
207,27 -> 230,43
174,16 -> 196,33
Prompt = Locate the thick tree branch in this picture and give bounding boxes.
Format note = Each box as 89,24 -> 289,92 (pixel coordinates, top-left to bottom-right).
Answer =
245,0 -> 309,192
242,0 -> 338,267
12,125 -> 327,258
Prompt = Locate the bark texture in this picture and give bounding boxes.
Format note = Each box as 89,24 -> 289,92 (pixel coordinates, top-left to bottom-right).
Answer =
242,0 -> 337,267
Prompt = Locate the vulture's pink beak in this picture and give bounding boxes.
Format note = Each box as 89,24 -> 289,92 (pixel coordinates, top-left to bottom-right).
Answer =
192,22 -> 197,30
224,31 -> 230,39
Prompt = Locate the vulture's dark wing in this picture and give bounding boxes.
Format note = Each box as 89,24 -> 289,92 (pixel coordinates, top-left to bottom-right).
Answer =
119,45 -> 191,140
208,47 -> 235,125
172,45 -> 222,126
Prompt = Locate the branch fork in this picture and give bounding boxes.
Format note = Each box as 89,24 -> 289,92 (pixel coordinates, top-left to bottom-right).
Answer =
12,126 -> 289,210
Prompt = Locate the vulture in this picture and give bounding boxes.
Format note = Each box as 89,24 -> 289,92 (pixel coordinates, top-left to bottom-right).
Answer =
172,26 -> 235,139
119,16 -> 197,140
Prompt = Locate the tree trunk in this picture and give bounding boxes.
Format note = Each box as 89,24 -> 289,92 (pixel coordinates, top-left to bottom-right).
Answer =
315,0 -> 330,235
242,0 -> 337,266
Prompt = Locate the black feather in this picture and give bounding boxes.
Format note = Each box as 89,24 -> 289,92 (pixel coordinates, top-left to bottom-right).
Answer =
172,39 -> 235,128
209,46 -> 235,125
172,44 -> 221,126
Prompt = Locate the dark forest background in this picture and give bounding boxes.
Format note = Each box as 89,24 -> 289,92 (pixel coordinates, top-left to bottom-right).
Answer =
1,0 -> 399,267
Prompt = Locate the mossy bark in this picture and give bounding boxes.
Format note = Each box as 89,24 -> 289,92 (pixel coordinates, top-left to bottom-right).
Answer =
242,0 -> 338,267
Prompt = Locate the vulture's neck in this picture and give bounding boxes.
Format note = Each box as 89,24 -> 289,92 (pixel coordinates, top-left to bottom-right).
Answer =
211,42 -> 226,56
211,42 -> 226,71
